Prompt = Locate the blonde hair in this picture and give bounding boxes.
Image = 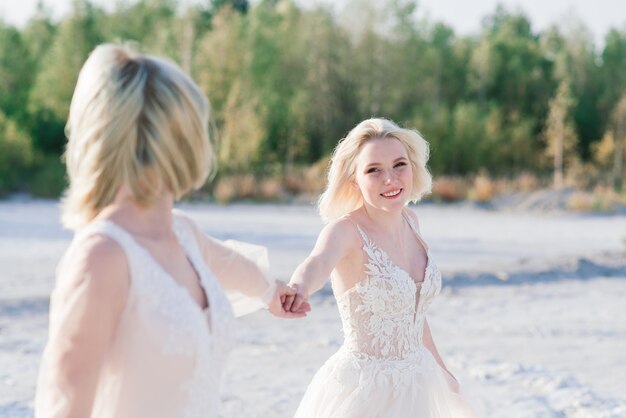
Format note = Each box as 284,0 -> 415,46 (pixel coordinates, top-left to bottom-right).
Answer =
62,44 -> 214,230
318,118 -> 432,222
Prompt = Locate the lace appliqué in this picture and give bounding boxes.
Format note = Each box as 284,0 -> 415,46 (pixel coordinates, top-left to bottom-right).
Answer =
334,217 -> 443,389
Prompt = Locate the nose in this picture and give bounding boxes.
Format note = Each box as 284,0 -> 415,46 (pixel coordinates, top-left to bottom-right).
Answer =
383,172 -> 393,184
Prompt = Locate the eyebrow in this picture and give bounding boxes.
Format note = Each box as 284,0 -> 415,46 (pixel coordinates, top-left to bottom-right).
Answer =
364,156 -> 408,168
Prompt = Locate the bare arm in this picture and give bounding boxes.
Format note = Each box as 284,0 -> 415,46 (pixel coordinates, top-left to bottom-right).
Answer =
178,213 -> 308,317
284,218 -> 358,312
423,319 -> 460,393
36,236 -> 129,417
176,213 -> 273,299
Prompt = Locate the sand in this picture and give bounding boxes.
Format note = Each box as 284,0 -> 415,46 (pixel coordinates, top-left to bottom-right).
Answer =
1,200 -> 625,417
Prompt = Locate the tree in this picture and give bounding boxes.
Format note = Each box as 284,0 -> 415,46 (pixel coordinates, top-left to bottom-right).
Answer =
610,94 -> 626,190
28,0 -> 103,154
544,80 -> 577,188
0,23 -> 33,122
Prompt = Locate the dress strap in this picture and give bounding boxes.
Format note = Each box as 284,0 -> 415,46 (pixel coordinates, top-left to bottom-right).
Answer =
341,215 -> 371,247
402,209 -> 429,253
74,220 -> 138,256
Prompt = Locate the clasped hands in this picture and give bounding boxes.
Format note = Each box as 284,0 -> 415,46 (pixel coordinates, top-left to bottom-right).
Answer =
268,281 -> 310,318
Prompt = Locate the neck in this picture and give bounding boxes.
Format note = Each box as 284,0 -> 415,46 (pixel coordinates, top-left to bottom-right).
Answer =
361,203 -> 405,236
99,187 -> 176,239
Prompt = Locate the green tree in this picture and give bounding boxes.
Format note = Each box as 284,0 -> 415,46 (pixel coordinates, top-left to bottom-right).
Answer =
29,0 -> 104,154
0,112 -> 36,194
0,23 -> 33,123
610,94 -> 626,190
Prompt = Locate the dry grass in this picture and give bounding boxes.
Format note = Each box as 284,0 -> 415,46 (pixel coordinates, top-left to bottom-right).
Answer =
431,177 -> 467,202
469,174 -> 496,202
213,174 -> 257,203
566,185 -> 624,213
283,159 -> 329,196
212,165 -> 623,214
258,178 -> 284,201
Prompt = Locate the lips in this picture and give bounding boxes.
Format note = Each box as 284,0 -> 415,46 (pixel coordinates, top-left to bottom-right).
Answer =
381,188 -> 402,198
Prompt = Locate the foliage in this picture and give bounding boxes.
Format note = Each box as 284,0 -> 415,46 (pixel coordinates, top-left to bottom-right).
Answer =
0,0 -> 625,198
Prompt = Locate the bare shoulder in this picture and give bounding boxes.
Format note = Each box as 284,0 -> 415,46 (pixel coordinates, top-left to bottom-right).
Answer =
173,209 -> 211,250
404,207 -> 422,231
314,217 -> 362,255
173,209 -> 203,237
58,233 -> 130,298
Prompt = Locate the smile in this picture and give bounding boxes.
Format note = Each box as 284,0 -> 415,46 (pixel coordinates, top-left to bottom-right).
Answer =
381,189 -> 402,198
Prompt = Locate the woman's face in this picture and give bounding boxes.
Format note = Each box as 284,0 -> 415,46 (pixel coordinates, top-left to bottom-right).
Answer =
353,137 -> 413,213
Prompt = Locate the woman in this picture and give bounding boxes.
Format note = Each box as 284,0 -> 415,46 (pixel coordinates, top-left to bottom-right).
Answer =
283,118 -> 477,417
35,43 -> 308,418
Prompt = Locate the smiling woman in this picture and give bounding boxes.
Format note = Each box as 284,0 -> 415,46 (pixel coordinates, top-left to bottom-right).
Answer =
318,118 -> 432,222
283,118 -> 479,418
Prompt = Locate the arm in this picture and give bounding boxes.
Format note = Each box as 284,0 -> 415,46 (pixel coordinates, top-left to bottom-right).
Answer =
36,236 -> 129,417
423,318 -> 460,393
284,218 -> 358,312
178,213 -> 307,318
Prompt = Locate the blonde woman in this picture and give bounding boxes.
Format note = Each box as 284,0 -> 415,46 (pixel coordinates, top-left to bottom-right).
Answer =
283,118 -> 477,417
35,44 -> 308,418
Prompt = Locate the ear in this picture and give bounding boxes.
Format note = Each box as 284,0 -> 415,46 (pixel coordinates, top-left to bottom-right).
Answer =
350,179 -> 359,190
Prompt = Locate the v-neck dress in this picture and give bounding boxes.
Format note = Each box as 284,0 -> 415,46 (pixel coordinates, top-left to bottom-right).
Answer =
294,212 -> 478,418
36,213 -> 237,418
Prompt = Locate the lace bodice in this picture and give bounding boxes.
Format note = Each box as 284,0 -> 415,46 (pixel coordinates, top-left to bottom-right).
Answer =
334,213 -> 442,361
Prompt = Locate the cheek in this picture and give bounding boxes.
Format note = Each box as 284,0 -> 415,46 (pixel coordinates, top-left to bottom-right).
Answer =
355,175 -> 377,194
400,168 -> 413,186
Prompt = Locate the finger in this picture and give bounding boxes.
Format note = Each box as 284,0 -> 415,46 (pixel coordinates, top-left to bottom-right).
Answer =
290,293 -> 305,312
282,286 -> 296,296
283,294 -> 295,311
297,301 -> 312,313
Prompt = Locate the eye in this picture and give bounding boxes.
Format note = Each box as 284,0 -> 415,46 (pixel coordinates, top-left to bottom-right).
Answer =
394,162 -> 407,168
366,167 -> 380,174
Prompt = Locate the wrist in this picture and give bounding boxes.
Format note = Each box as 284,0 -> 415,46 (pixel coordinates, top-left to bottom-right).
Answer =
289,281 -> 309,297
260,280 -> 278,306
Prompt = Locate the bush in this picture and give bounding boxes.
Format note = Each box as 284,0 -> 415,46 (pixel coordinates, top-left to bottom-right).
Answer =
0,112 -> 35,195
27,154 -> 67,198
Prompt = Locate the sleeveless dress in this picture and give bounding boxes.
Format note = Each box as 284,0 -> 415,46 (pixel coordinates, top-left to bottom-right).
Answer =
294,213 -> 477,418
35,213 -> 245,418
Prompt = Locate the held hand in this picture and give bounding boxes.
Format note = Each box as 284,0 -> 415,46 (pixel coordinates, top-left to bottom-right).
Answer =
282,282 -> 309,313
268,281 -> 311,318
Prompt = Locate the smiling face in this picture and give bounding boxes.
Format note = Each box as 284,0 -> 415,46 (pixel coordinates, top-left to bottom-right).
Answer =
353,137 -> 413,213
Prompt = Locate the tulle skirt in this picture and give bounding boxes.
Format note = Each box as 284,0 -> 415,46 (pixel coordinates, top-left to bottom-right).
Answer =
294,346 -> 478,418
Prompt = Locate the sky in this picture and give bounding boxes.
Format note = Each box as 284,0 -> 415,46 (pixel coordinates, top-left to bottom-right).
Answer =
0,0 -> 625,46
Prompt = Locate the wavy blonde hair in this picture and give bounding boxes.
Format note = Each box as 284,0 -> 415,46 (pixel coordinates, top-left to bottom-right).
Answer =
318,118 -> 432,222
62,44 -> 214,230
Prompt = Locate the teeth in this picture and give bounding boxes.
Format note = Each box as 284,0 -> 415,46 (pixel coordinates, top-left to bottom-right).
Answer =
382,189 -> 401,197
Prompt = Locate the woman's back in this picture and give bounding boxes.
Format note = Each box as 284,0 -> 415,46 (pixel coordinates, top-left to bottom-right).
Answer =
36,213 -> 235,418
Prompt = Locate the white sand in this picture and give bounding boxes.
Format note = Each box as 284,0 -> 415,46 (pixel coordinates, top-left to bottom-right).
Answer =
1,200 -> 625,417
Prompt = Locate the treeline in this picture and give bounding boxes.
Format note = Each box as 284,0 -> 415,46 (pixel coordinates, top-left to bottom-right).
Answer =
1,0 -> 625,198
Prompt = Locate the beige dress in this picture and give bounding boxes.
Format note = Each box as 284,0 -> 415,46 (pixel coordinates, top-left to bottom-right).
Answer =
35,212 -> 273,418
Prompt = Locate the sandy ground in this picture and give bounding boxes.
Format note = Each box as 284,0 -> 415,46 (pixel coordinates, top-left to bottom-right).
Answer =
1,200 -> 625,417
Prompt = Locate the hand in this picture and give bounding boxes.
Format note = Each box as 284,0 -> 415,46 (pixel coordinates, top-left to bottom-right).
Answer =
444,369 -> 460,394
282,282 -> 309,313
268,281 -> 311,318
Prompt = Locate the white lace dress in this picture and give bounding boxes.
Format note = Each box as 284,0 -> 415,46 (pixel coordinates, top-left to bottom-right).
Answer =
294,215 -> 477,418
35,213 -> 272,418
